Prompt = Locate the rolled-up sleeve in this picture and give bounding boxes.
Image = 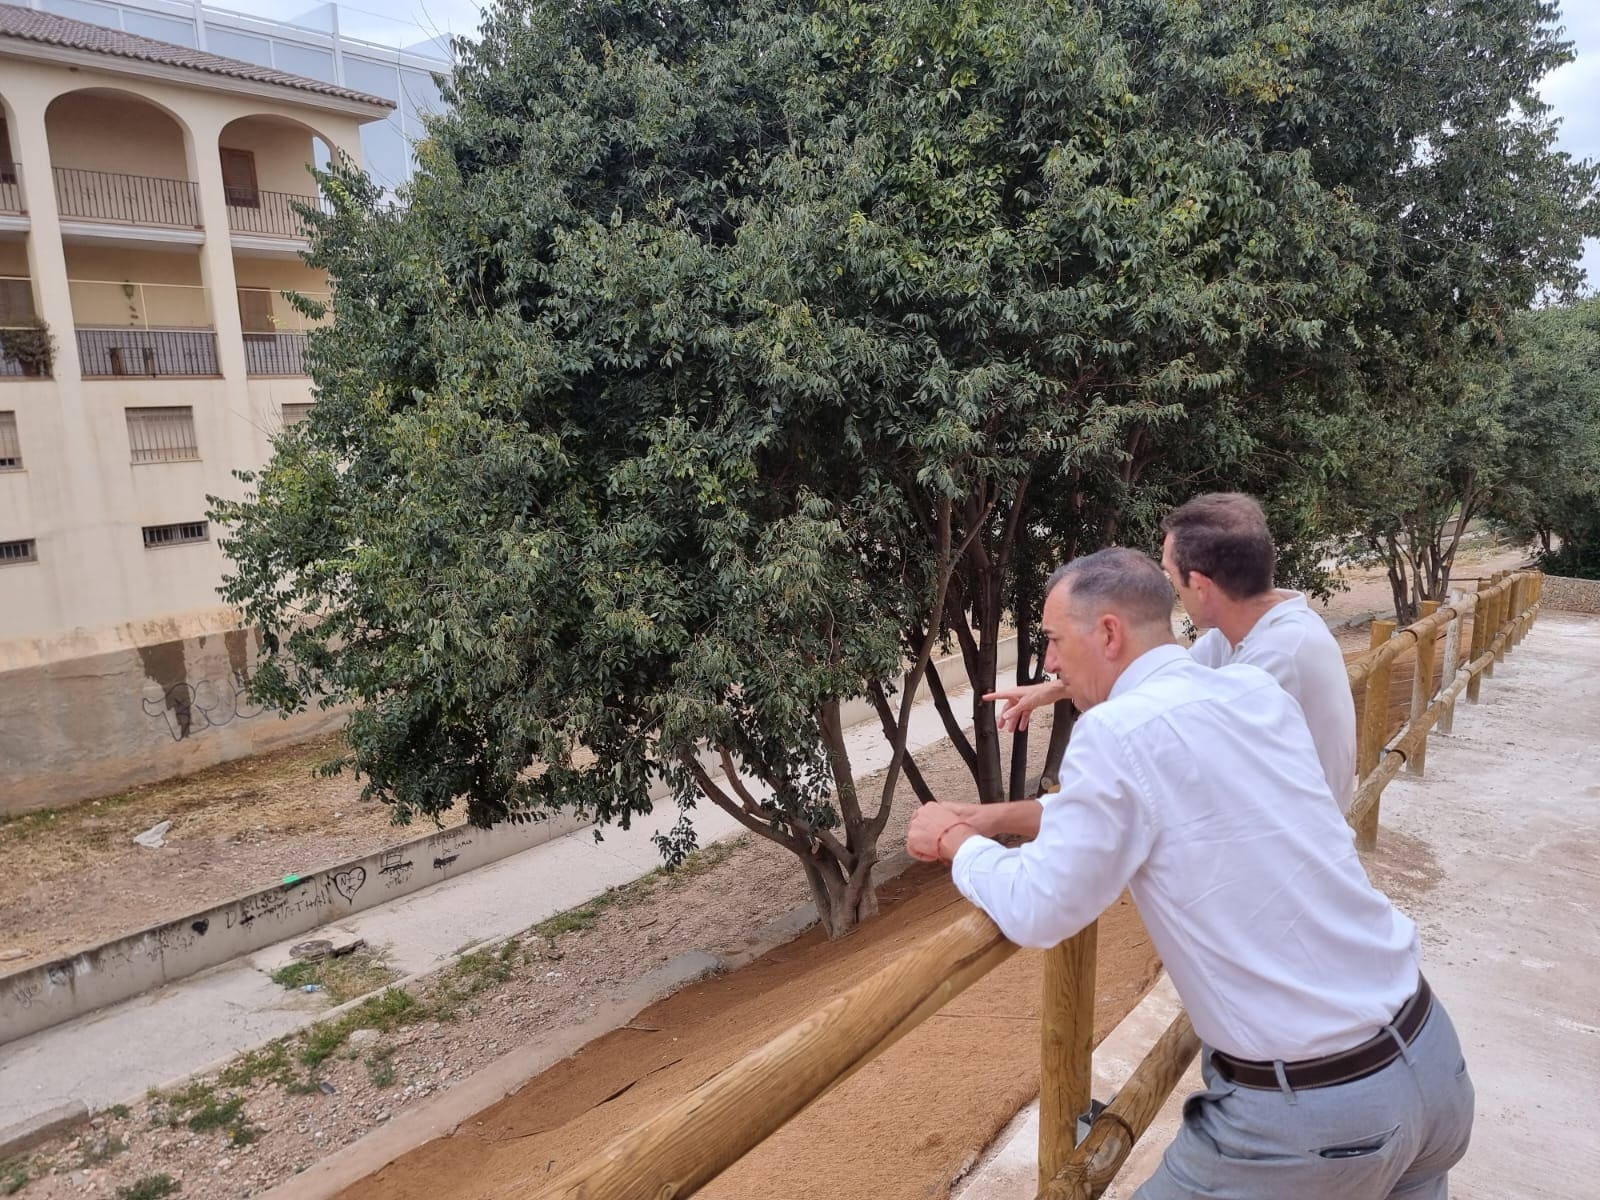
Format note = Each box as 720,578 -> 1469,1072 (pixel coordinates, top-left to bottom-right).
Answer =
950,716 -> 1154,948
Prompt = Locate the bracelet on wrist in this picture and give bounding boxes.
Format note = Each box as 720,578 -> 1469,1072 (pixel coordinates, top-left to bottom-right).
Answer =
936,820 -> 976,863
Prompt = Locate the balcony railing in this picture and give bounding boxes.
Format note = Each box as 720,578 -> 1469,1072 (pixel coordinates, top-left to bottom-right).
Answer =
54,166 -> 201,229
76,328 -> 219,377
76,331 -> 220,377
227,188 -> 329,238
69,279 -> 217,377
243,331 -> 307,375
0,162 -> 22,216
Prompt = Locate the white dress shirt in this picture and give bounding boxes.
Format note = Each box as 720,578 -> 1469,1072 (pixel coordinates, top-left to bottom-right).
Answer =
1189,591 -> 1357,814
952,644 -> 1420,1062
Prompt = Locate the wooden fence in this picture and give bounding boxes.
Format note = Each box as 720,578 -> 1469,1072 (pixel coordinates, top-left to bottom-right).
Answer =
528,570 -> 1545,1200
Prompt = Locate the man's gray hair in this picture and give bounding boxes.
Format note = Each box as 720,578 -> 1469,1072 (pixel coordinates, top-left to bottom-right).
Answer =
1047,548 -> 1175,630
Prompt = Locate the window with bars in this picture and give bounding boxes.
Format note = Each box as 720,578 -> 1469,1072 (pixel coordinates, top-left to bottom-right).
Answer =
142,521 -> 208,549
1,538 -> 36,565
281,402 -> 314,426
0,412 -> 19,470
126,407 -> 199,464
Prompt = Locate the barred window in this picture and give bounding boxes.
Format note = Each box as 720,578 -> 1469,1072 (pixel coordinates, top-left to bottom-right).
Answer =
0,411 -> 19,470
0,537 -> 36,565
126,407 -> 199,464
142,521 -> 208,549
281,402 -> 313,426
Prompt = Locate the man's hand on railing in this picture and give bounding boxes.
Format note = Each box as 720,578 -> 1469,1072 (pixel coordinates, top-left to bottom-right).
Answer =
908,799 -> 1048,862
907,802 -> 980,863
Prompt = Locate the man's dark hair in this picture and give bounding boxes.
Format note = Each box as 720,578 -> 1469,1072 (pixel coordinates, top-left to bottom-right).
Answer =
1160,493 -> 1275,599
1046,547 -> 1175,630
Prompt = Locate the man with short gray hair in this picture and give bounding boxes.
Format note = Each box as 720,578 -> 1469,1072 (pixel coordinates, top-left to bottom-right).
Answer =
908,548 -> 1473,1199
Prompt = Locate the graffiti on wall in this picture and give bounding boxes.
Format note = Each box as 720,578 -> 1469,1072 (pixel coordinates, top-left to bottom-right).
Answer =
137,629 -> 266,741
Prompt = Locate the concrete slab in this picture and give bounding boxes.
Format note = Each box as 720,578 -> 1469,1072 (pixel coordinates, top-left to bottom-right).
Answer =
957,611 -> 1600,1200
0,658 -> 1000,1133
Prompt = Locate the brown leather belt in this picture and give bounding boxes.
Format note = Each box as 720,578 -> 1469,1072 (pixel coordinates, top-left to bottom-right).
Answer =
1212,975 -> 1433,1091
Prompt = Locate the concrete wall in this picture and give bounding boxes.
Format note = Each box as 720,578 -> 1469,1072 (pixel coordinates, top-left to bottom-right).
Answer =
0,613 -> 343,815
1542,574 -> 1600,615
0,811 -> 591,1045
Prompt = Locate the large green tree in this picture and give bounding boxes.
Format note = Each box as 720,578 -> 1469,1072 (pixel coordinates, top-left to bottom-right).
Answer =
1490,297 -> 1600,577
215,0 -> 1599,935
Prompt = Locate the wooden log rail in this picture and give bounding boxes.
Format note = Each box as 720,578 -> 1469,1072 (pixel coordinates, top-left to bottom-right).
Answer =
529,570 -> 1545,1200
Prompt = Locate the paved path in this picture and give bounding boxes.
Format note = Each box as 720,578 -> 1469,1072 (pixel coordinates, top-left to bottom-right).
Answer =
0,666 -> 990,1133
960,610 -> 1600,1200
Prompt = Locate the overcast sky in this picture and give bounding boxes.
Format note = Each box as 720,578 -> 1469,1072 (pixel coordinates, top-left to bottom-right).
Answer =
247,0 -> 1600,289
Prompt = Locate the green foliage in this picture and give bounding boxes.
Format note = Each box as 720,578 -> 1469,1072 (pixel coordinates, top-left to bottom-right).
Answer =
215,0 -> 1599,929
116,1176 -> 179,1200
1490,298 -> 1600,578
268,951 -> 397,1002
0,1160 -> 28,1196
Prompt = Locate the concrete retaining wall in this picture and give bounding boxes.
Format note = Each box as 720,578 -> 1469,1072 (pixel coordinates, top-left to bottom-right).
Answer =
1542,574 -> 1600,615
0,811 -> 591,1045
0,615 -> 345,816
0,633 -> 1020,1041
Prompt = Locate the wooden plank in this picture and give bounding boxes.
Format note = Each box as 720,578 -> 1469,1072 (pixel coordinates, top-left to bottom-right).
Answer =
1039,923 -> 1097,1190
529,908 -> 1015,1200
1038,1012 -> 1202,1200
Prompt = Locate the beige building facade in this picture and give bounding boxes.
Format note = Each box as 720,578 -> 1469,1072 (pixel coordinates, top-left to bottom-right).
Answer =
0,6 -> 392,810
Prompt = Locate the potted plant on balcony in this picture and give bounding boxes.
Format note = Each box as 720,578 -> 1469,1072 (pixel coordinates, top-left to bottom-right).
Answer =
0,316 -> 54,377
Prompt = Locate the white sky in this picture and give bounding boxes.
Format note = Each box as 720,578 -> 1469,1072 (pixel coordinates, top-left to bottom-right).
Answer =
223,0 -> 1600,289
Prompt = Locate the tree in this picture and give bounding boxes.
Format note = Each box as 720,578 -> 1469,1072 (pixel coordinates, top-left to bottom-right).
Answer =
214,0 -> 966,937
214,0 -> 1600,937
1490,297 -> 1600,577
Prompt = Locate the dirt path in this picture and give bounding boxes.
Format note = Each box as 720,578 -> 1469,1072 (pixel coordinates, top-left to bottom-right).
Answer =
337,871 -> 1159,1200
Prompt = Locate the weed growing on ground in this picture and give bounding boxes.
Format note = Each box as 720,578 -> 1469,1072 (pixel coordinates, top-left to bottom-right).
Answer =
218,1040 -> 296,1090
269,951 -> 397,1003
1,1159 -> 29,1196
298,986 -> 421,1067
366,1047 -> 397,1088
107,1104 -> 131,1119
116,1175 -> 179,1200
74,1134 -> 128,1167
532,841 -> 738,941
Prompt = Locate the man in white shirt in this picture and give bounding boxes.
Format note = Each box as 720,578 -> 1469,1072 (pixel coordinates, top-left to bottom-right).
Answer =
909,549 -> 1473,1199
985,492 -> 1357,812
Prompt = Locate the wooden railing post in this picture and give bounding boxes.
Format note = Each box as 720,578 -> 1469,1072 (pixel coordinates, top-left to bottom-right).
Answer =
1355,618 -> 1397,849
1407,602 -> 1440,776
1467,581 -> 1488,703
1039,922 -> 1097,1191
1508,576 -> 1526,649
1484,572 -> 1506,676
1438,588 -> 1464,734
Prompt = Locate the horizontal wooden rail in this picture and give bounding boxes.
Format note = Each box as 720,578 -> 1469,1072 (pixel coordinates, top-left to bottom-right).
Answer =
529,907 -> 1015,1200
1039,1014 -> 1201,1200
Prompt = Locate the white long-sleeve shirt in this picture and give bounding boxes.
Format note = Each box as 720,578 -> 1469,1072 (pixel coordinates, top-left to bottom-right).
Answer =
952,644 -> 1419,1062
1189,591 -> 1357,814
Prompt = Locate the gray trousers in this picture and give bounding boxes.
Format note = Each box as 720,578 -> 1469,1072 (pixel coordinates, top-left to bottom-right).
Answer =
1136,998 -> 1475,1199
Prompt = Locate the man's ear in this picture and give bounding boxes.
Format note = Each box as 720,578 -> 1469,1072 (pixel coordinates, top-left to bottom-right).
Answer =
1100,613 -> 1122,658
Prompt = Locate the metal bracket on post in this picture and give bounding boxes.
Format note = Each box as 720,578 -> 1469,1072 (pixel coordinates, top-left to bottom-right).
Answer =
1077,1096 -> 1110,1145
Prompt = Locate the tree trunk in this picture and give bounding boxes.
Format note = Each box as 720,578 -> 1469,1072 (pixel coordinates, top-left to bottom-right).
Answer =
1039,701 -> 1077,795
1007,607 -> 1034,801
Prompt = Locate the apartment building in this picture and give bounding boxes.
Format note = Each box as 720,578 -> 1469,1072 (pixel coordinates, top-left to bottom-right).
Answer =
0,4 -> 393,809
0,2 -> 392,639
